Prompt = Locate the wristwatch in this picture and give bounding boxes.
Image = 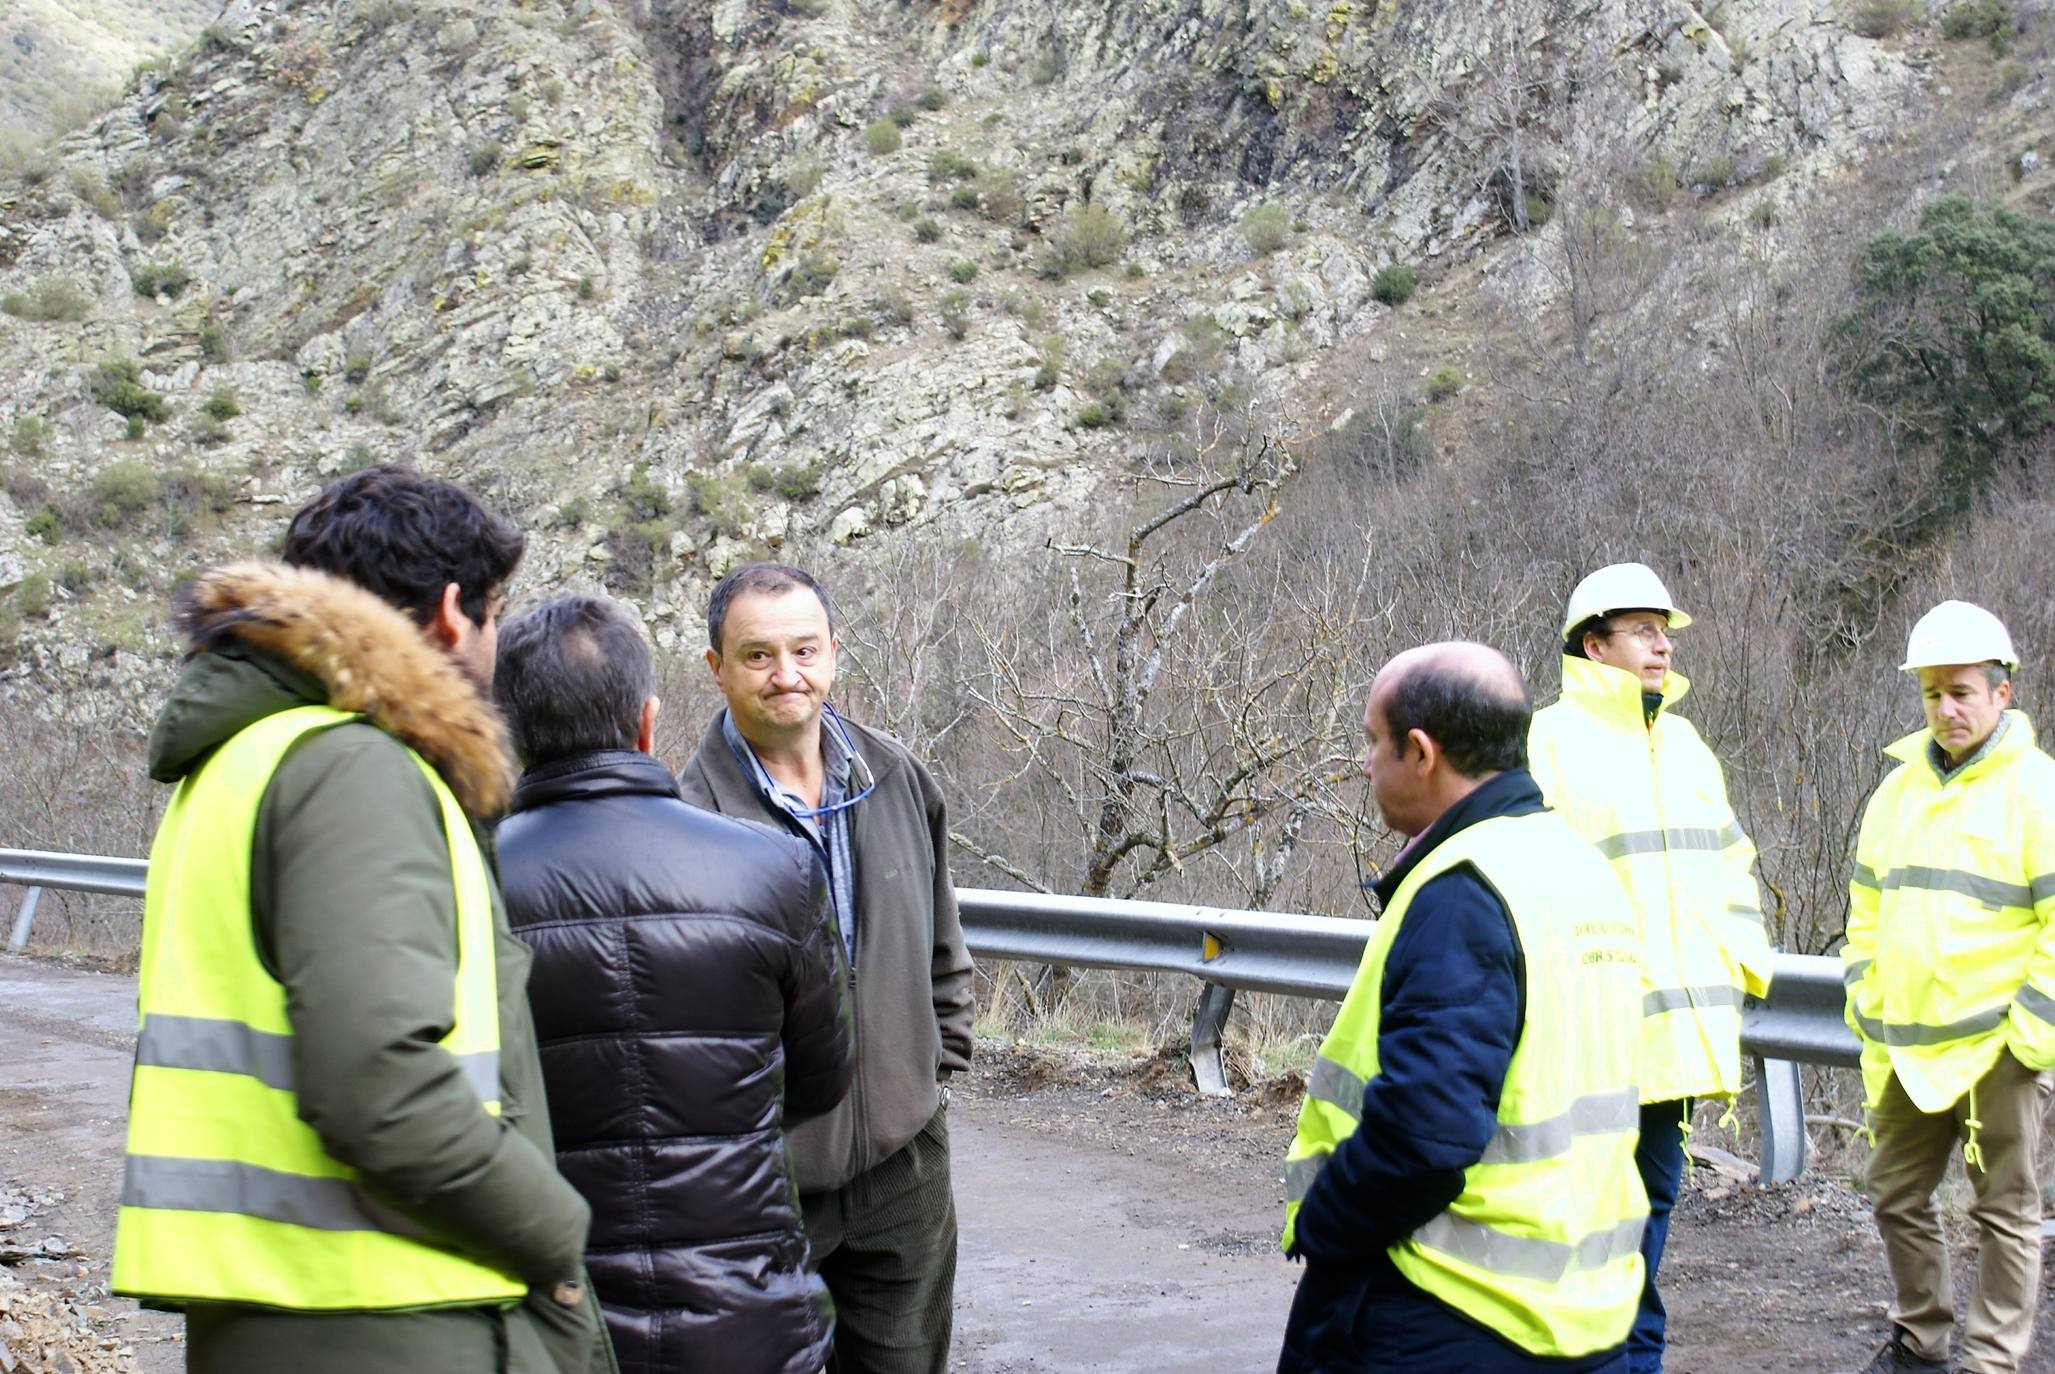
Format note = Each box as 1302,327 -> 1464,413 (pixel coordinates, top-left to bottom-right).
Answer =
548,1279 -> 584,1308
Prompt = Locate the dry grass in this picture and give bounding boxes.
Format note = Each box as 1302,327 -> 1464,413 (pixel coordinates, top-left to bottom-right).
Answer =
0,0 -> 214,138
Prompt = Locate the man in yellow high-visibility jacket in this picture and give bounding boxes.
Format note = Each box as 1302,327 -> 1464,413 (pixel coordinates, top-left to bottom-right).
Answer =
113,466 -> 612,1374
1844,600 -> 2055,1374
1279,641 -> 1646,1374
1528,563 -> 1775,1374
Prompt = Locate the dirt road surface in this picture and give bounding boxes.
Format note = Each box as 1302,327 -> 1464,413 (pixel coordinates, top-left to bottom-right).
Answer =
2,953 -> 2049,1373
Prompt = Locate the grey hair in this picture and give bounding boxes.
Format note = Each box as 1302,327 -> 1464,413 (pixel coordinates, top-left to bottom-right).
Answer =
493,593 -> 654,766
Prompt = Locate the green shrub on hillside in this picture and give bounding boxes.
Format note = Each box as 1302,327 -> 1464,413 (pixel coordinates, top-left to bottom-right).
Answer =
1371,263 -> 1418,305
16,573 -> 51,618
1240,203 -> 1290,255
89,357 -> 170,423
11,416 -> 51,458
1041,204 -> 1127,277
202,387 -> 240,421
2,277 -> 91,322
1837,195 -> 2055,468
89,460 -> 160,526
1849,0 -> 1921,38
130,262 -> 191,299
1941,0 -> 2012,49
928,149 -> 979,184
865,118 -> 902,154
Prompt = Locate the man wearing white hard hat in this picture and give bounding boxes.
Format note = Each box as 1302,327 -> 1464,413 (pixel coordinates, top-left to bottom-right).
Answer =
1842,600 -> 2055,1374
1528,563 -> 1775,1374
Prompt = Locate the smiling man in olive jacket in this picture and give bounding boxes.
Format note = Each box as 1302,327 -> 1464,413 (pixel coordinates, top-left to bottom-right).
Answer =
678,562 -> 974,1374
113,467 -> 612,1374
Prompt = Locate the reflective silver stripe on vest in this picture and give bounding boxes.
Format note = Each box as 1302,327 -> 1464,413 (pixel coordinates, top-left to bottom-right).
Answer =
137,1014 -> 499,1103
2013,984 -> 2055,1028
1479,1088 -> 1640,1166
2032,873 -> 2055,906
1854,1003 -> 2008,1046
1306,1056 -> 1367,1121
1592,827 -> 1730,860
137,1014 -> 295,1092
1873,865 -> 2033,911
1851,862 -> 1880,890
1843,959 -> 1872,989
458,1051 -> 500,1102
1413,1211 -> 1646,1284
1727,903 -> 1765,927
121,1155 -> 426,1236
1285,1152 -> 1328,1204
1643,984 -> 1742,1017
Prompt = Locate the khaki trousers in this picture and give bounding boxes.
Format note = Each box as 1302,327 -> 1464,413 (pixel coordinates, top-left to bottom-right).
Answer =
1867,1050 -> 2051,1374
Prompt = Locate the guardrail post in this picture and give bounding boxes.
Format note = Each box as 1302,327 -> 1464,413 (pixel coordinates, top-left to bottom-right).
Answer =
1755,1055 -> 1807,1185
8,886 -> 43,953
1190,982 -> 1235,1097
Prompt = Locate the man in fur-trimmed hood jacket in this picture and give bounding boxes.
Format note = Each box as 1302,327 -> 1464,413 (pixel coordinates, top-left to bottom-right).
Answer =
114,467 -> 613,1374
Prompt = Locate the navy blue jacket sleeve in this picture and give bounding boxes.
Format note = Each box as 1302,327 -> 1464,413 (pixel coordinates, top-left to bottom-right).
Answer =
1292,864 -> 1524,1264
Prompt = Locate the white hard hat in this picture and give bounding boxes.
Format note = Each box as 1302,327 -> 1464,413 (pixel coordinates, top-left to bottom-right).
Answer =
1900,600 -> 2018,672
1561,563 -> 1692,640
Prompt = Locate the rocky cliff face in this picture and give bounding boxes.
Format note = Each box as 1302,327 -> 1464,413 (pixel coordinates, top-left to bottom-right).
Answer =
0,0 -> 1926,709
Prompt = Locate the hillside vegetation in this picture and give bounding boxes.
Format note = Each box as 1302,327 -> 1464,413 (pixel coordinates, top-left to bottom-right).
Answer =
0,0 -> 2051,1015
0,0 -> 218,140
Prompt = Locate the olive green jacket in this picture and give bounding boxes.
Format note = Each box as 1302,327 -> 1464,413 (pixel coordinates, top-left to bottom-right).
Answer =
145,563 -> 615,1374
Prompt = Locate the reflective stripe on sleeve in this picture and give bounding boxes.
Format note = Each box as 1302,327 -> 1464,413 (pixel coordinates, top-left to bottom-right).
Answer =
1854,1003 -> 2008,1046
1592,828 -> 1728,860
2031,873 -> 2055,906
1306,1056 -> 1367,1121
1843,959 -> 1872,988
2014,983 -> 2055,1029
1851,862 -> 1880,890
1412,1211 -> 1646,1284
120,1155 -> 426,1236
1284,1152 -> 1328,1204
1479,1087 -> 1640,1166
136,1013 -> 499,1104
1643,984 -> 1743,1017
1874,865 -> 2033,911
1727,903 -> 1766,927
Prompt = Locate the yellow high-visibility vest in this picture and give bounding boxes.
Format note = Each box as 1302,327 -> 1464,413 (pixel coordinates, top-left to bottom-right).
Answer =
1845,711 -> 2055,1112
1529,656 -> 1775,1102
112,704 -> 524,1311
1283,808 -> 1647,1359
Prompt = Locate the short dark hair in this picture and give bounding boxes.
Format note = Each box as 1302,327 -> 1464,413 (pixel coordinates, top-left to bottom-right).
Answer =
493,594 -> 653,766
1383,662 -> 1531,778
1564,614 -> 1609,660
281,464 -> 523,626
1564,607 -> 1663,659
706,561 -> 836,651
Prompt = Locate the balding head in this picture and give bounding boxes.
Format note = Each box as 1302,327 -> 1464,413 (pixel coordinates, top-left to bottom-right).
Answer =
1362,642 -> 1531,836
1373,641 -> 1531,777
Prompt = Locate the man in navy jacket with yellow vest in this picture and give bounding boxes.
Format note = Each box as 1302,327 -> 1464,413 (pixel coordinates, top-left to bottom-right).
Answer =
1279,642 -> 1648,1374
113,467 -> 611,1374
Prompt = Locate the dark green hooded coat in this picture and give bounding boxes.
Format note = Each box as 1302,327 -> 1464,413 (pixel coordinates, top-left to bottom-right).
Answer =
141,562 -> 615,1374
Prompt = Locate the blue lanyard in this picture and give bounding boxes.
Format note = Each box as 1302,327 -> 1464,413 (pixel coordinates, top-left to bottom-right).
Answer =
780,705 -> 876,821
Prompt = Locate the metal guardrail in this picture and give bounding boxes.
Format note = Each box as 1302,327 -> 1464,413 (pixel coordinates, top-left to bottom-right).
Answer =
2,848 -> 1859,1183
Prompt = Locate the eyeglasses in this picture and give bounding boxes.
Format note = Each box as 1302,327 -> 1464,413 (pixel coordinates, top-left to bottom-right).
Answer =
1601,621 -> 1678,647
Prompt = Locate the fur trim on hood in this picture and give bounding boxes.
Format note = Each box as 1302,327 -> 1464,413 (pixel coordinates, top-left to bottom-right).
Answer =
176,562 -> 516,817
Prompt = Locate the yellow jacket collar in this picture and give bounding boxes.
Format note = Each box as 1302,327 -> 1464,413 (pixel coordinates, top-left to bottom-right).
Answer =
1557,653 -> 1690,725
1884,709 -> 2036,782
